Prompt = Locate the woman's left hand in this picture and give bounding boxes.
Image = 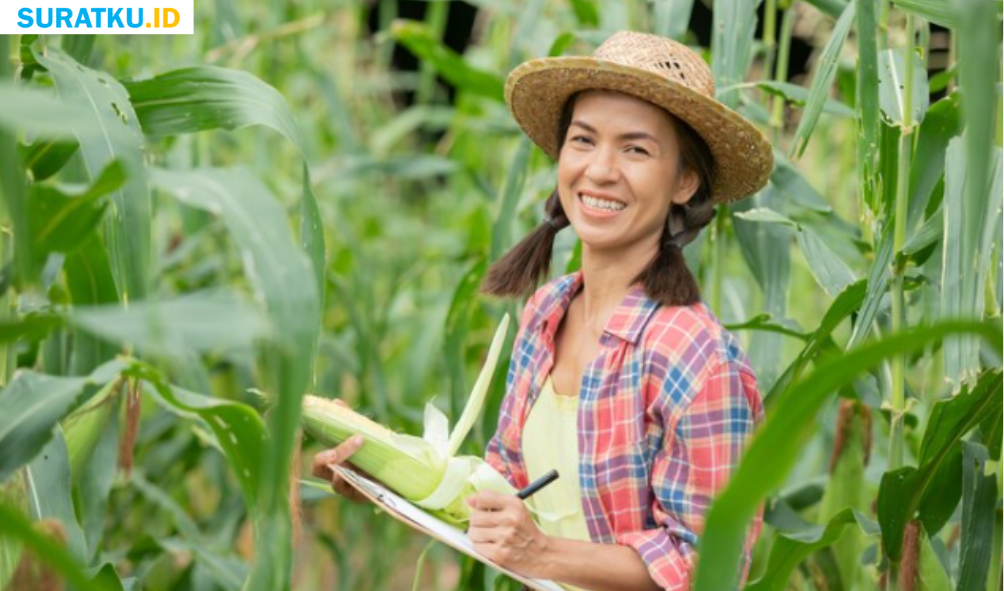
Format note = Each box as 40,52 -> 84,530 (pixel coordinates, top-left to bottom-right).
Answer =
465,491 -> 551,577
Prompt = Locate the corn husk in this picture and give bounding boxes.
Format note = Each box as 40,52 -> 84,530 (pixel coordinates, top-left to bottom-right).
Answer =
301,314 -> 514,525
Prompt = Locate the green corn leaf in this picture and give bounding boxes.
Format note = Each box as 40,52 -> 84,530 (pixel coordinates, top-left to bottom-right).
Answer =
64,235 -> 120,375
148,167 -> 319,591
124,359 -> 268,512
123,65 -> 305,147
711,0 -> 760,108
691,319 -> 1002,591
747,508 -> 877,591
731,186 -> 792,391
878,369 -> 1003,560
29,159 -> 125,255
445,258 -> 489,427
0,360 -> 123,482
877,48 -> 930,127
390,20 -> 505,102
790,1 -> 855,158
890,0 -> 958,28
25,427 -> 88,561
0,83 -> 101,139
724,80 -> 855,117
71,290 -> 272,358
957,441 -> 996,591
0,501 -> 115,591
907,92 -> 963,225
33,46 -> 151,304
734,207 -> 856,297
0,470 -> 29,590
941,141 -> 1004,386
855,0 -> 881,218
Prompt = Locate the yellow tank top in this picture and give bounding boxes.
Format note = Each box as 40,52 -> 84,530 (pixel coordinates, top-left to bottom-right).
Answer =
520,374 -> 592,591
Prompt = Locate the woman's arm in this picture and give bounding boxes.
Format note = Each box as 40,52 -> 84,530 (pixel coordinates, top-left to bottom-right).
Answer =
465,491 -> 661,591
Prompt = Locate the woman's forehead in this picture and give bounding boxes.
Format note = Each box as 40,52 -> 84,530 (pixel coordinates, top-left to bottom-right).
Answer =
570,90 -> 677,139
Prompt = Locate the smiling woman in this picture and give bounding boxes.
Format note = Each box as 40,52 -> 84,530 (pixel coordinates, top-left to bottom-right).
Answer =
473,31 -> 773,591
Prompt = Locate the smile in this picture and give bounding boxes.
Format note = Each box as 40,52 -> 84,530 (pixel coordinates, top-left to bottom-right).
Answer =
578,191 -> 626,212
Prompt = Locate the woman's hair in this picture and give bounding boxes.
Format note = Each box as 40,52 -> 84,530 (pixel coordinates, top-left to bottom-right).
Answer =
480,91 -> 718,307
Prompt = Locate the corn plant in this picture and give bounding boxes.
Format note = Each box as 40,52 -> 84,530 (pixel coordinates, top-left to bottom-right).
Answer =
0,0 -> 1001,589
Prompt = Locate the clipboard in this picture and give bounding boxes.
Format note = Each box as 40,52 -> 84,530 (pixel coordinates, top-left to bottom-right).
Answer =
331,465 -> 567,591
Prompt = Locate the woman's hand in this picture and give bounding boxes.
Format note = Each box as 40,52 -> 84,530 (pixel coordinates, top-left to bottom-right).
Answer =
310,400 -> 371,504
465,491 -> 552,577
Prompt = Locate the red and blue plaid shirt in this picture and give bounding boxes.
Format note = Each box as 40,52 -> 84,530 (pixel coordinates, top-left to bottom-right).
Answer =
485,270 -> 764,590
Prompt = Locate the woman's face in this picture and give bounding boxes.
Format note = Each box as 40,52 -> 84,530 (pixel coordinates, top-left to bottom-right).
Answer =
557,90 -> 698,255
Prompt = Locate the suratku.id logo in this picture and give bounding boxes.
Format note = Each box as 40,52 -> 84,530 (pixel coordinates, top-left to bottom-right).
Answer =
3,0 -> 193,34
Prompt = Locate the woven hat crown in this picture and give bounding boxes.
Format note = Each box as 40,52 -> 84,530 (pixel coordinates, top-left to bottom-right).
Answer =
592,31 -> 715,98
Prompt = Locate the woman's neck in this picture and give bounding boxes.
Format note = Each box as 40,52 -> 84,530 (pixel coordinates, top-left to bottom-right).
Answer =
576,238 -> 659,333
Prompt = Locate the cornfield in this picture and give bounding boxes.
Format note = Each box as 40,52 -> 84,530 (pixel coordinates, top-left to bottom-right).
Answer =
0,0 -> 1000,588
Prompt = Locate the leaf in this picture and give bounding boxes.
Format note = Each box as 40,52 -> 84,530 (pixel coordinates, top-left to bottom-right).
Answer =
20,138 -> 80,182
907,92 -> 963,225
724,313 -> 809,340
33,46 -> 151,303
124,65 -> 326,335
445,258 -> 489,426
710,0 -> 760,108
877,49 -> 929,126
957,441 -> 996,591
490,138 -> 533,262
29,159 -> 125,254
390,20 -> 505,102
0,471 -> 29,590
736,80 -> 855,116
0,314 -> 64,344
0,501 -> 114,591
890,0 -> 958,28
123,359 -> 268,512
0,84 -> 101,139
0,360 -> 123,482
790,1 -> 855,158
567,0 -> 599,27
747,508 -> 876,591
64,235 -> 120,375
731,187 -> 792,391
123,65 -> 305,151
691,319 -> 1002,591
734,207 -> 856,298
941,141 -> 1004,386
130,473 -> 247,590
148,167 -> 319,591
856,0 -> 881,216
25,428 -> 87,561
71,290 -> 272,358
877,369 -> 1003,560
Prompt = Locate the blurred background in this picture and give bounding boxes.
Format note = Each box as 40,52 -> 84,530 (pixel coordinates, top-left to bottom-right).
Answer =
0,0 -> 1001,589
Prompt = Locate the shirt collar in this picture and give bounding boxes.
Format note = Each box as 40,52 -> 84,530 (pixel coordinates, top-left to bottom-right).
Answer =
532,270 -> 662,345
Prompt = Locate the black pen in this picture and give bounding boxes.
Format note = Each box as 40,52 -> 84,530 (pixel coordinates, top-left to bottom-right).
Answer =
516,469 -> 560,500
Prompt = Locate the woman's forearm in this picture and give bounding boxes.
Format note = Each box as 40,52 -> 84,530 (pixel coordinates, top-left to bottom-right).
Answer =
538,536 -> 664,591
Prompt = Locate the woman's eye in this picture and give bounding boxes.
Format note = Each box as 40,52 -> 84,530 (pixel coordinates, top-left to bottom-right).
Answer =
570,135 -> 593,145
627,145 -> 650,155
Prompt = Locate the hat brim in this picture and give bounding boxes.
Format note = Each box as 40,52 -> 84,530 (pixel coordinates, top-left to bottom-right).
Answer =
505,56 -> 774,203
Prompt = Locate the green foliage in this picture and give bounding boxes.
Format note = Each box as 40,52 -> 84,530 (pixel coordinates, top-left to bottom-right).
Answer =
0,1 -> 1001,589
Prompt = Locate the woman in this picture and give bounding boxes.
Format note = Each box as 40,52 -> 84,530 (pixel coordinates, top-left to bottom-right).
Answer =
313,31 -> 772,591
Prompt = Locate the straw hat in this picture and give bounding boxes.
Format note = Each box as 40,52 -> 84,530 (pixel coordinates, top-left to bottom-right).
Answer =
504,31 -> 774,203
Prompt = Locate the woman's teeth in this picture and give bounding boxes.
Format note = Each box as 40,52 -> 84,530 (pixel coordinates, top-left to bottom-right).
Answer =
579,194 -> 625,211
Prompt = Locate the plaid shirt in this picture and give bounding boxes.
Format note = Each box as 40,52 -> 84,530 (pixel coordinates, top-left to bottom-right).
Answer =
485,270 -> 764,590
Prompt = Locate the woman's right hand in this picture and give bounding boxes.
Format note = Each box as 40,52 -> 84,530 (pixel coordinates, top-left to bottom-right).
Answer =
310,402 -> 372,504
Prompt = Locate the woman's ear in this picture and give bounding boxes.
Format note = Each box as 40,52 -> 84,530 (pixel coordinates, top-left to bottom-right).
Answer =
670,167 -> 700,206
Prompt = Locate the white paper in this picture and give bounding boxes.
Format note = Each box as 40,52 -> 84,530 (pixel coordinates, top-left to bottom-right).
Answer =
331,465 -> 567,591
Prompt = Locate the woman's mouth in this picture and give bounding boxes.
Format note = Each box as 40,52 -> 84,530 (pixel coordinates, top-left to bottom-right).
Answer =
578,191 -> 626,218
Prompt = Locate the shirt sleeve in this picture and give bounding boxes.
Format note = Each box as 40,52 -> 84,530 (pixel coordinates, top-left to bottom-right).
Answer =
615,357 -> 763,590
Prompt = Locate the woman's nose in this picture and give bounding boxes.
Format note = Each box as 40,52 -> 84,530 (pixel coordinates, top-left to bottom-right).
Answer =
584,147 -> 620,184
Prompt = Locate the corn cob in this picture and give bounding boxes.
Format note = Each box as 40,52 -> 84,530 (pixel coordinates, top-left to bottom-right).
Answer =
301,315 -> 514,526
